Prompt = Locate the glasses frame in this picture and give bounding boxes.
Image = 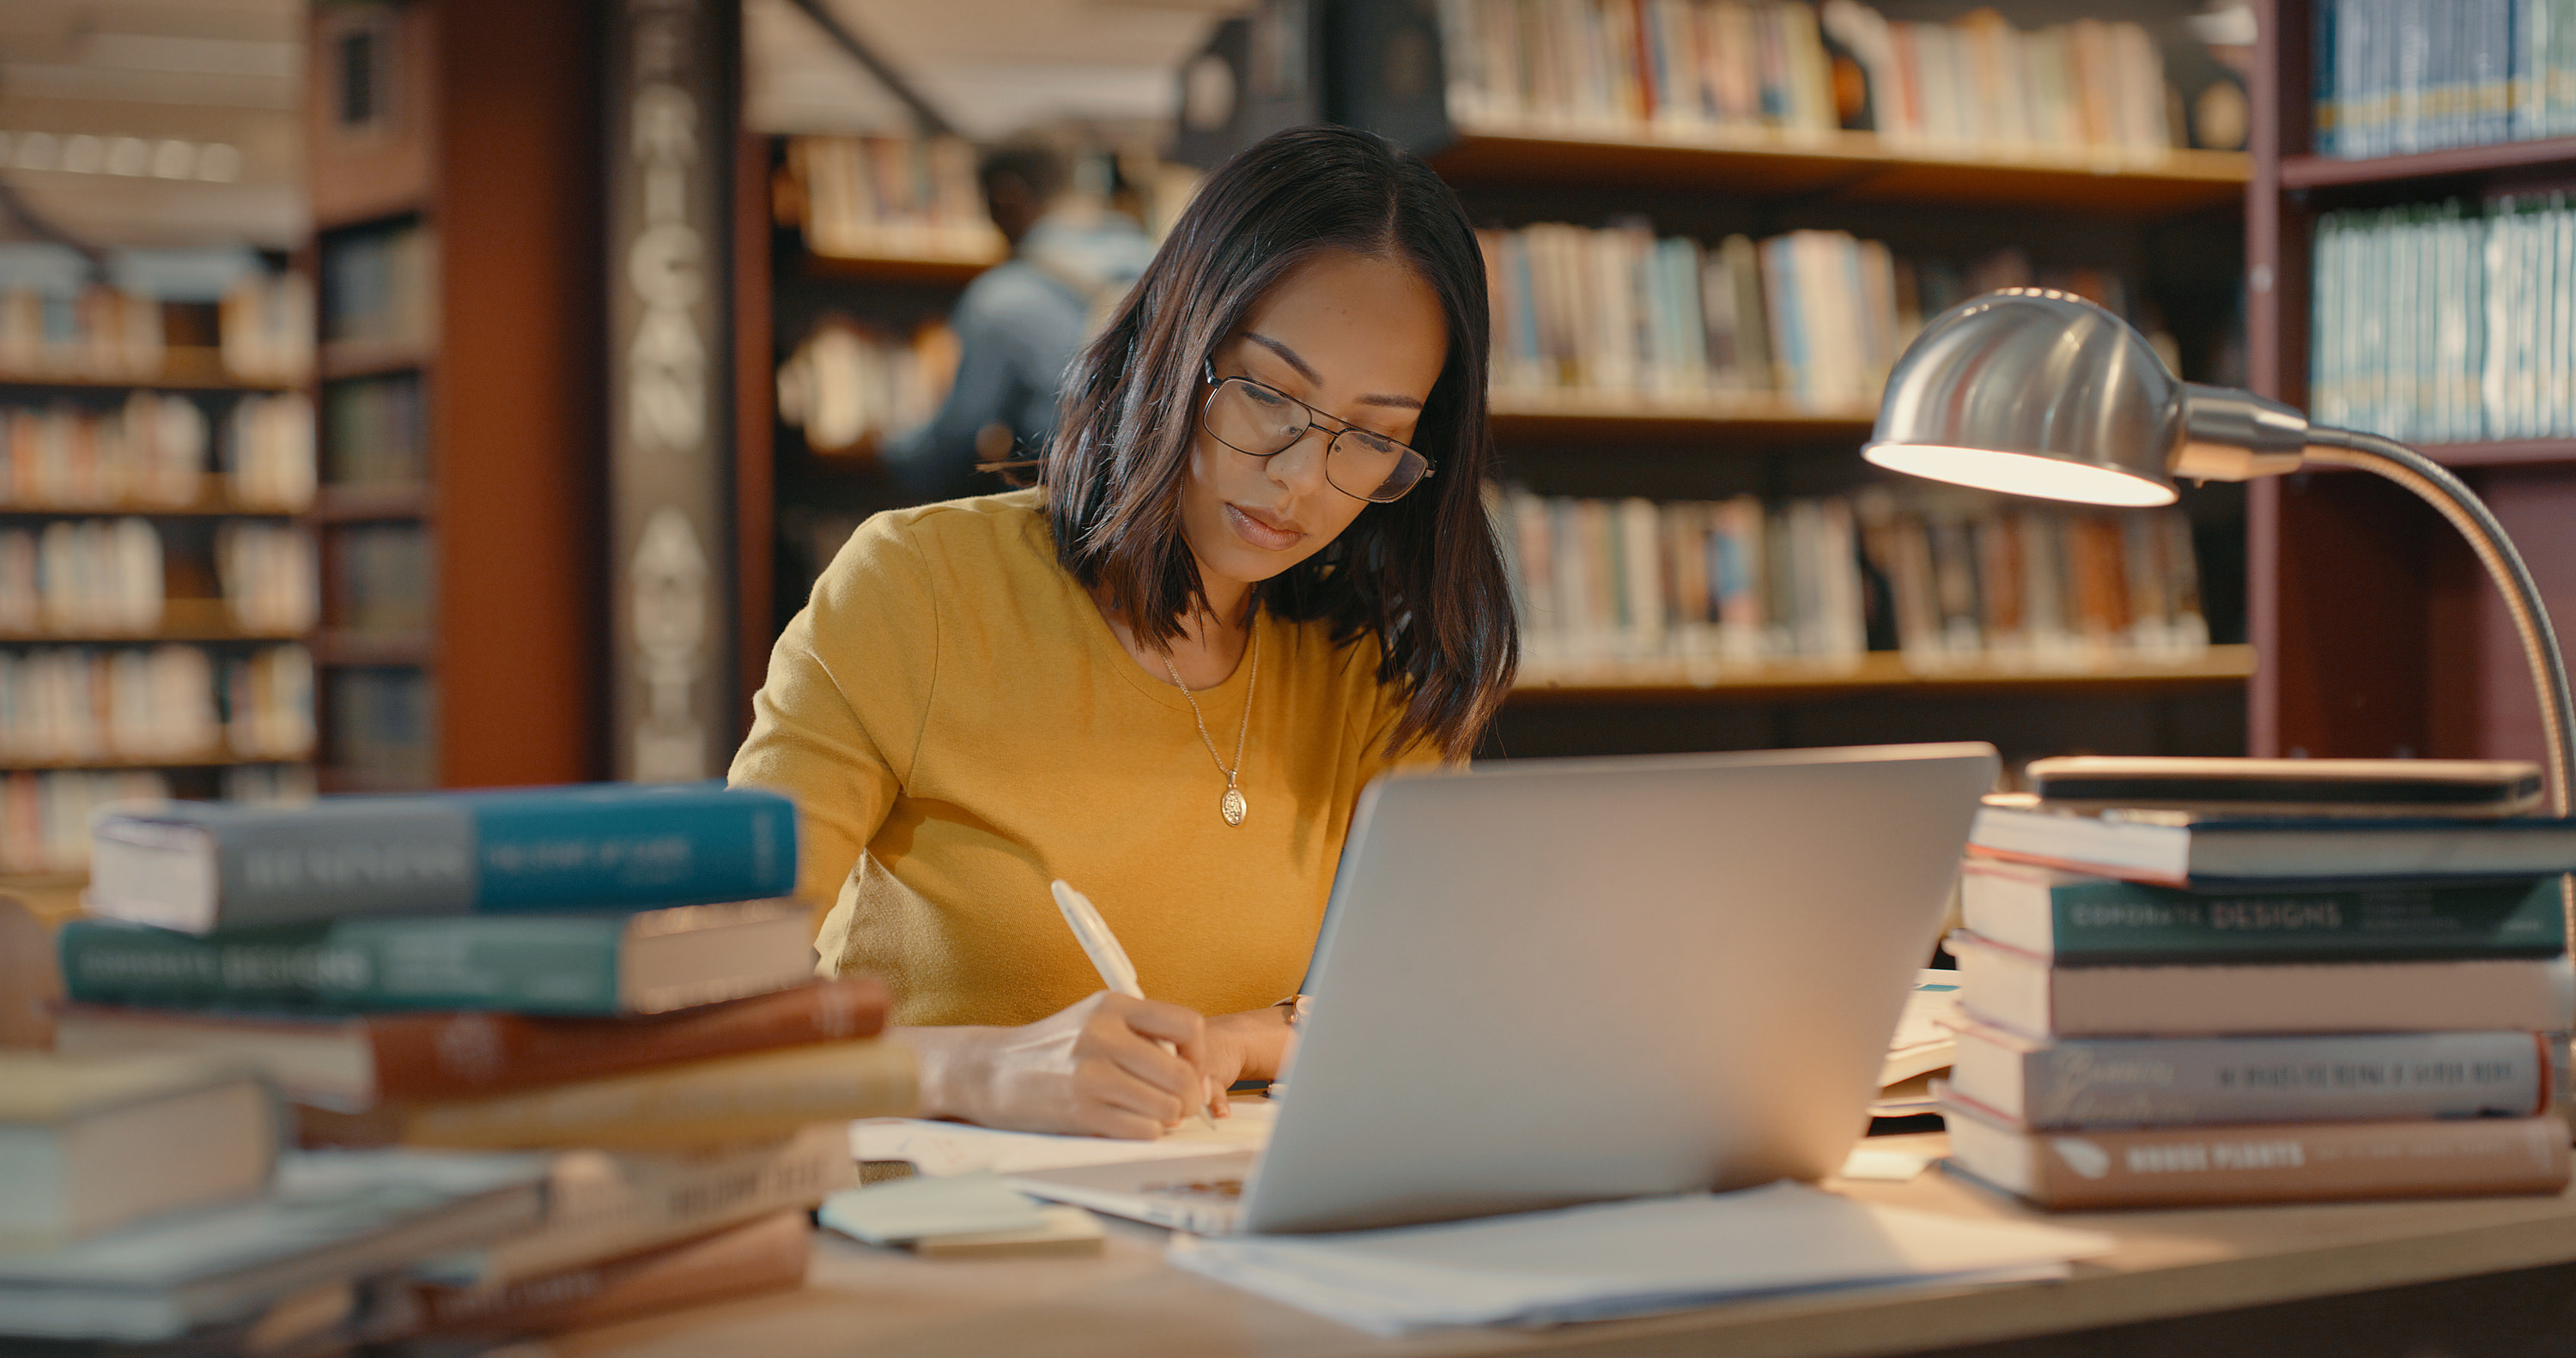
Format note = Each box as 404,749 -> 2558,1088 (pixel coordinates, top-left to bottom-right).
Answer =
1198,361 -> 1436,504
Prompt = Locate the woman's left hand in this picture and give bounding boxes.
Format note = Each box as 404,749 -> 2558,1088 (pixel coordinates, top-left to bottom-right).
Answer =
1195,1005 -> 1296,1116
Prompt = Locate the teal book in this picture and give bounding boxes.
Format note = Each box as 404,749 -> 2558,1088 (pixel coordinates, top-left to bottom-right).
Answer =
1960,860 -> 2567,965
57,900 -> 814,1015
84,782 -> 798,935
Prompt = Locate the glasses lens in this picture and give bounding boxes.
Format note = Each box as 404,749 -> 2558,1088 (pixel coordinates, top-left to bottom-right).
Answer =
1328,428 -> 1431,502
1205,379 -> 1307,457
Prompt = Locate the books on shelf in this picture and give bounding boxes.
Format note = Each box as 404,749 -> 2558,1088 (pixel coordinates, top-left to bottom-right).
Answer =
321,221 -> 437,355
330,666 -> 435,788
331,522 -> 431,639
0,518 -> 164,634
226,644 -> 317,760
1437,0 -> 2174,162
775,318 -> 961,455
785,134 -> 1006,263
1481,221 -> 2143,414
2312,0 -> 2576,160
321,372 -> 426,487
0,1052 -> 280,1249
1492,483 -> 2206,682
2,395 -> 208,506
0,770 -> 169,875
219,270 -> 315,385
2310,195 -> 2576,446
0,644 -> 216,762
216,520 -> 319,634
84,781 -> 801,932
0,284 -> 168,381
225,392 -> 317,509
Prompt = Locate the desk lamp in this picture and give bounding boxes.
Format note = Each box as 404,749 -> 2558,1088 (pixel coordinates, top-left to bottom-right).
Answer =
1860,288 -> 2574,831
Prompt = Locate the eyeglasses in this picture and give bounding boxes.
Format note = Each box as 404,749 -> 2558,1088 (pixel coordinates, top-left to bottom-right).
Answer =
1199,362 -> 1435,504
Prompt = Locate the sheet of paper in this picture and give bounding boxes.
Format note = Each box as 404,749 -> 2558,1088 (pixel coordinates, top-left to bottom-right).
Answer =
816,1171 -> 1048,1245
853,1099 -> 1277,1177
1168,1180 -> 2112,1336
1880,969 -> 1965,1086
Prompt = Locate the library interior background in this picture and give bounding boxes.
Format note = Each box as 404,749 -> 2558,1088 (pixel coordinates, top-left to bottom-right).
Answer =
0,0 -> 2566,902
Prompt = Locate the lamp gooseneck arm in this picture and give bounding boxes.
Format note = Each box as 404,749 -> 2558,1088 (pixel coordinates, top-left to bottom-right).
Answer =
2300,427 -> 2576,827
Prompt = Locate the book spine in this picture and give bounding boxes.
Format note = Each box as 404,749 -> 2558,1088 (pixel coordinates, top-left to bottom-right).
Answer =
1954,932 -> 2576,1037
1991,1112 -> 2568,1208
1968,870 -> 2567,963
464,785 -> 798,912
367,977 -> 890,1103
2012,1030 -> 2554,1128
477,1123 -> 855,1283
402,1209 -> 811,1339
394,1039 -> 919,1149
59,915 -> 631,1014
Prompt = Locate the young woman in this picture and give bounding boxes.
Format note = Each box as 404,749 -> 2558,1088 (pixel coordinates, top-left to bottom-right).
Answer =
729,126 -> 1516,1138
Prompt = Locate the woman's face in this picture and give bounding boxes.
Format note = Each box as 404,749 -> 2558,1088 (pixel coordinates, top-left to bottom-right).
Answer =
1179,249 -> 1449,600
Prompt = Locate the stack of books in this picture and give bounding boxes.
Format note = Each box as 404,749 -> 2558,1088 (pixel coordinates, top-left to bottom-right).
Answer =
9,781 -> 917,1349
1940,756 -> 2576,1209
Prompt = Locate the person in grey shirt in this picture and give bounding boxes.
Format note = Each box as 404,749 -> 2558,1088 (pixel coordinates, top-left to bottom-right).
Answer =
880,142 -> 1157,503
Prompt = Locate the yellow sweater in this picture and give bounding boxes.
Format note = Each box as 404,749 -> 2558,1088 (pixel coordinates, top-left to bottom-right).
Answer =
728,489 -> 1439,1027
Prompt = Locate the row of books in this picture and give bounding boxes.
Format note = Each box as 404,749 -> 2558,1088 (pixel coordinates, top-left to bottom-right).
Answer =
331,523 -> 432,639
0,393 -> 313,510
216,521 -> 320,635
0,768 -> 167,875
2313,0 -> 2576,160
1944,761 -> 2576,1208
323,372 -> 427,487
219,270 -> 316,385
227,391 -> 319,509
2311,197 -> 2576,445
0,643 -> 310,769
0,286 -> 175,381
1490,486 -> 2208,676
784,134 -> 1005,263
322,222 -> 437,353
6,784 -> 916,1346
2,396 -> 205,508
1437,0 -> 2175,160
775,318 -> 960,455
330,667 -> 435,789
0,518 -> 162,634
1481,222 -> 2133,410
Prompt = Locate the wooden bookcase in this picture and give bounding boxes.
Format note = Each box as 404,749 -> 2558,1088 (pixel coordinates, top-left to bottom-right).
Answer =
2245,0 -> 2576,764
301,0 -> 605,791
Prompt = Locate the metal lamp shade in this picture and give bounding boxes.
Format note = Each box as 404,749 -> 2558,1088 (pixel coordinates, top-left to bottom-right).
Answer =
1862,288 -> 2184,508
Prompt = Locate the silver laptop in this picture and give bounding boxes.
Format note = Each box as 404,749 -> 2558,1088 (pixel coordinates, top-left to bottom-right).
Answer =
1012,742 -> 1997,1235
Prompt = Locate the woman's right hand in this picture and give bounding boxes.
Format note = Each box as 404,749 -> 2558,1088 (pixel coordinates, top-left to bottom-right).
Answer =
896,992 -> 1212,1138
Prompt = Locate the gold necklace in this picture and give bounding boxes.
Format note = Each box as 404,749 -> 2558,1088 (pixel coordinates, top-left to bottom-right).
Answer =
1162,621 -> 1259,827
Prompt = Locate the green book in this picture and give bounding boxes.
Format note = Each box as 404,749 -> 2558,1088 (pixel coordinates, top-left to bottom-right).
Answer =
1961,862 -> 2567,966
58,901 -> 813,1016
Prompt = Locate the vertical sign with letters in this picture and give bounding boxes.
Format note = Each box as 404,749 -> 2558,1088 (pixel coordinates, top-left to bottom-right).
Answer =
606,0 -> 736,780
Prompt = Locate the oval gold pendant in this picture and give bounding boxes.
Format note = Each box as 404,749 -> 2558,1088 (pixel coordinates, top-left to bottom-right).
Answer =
1220,787 -> 1248,827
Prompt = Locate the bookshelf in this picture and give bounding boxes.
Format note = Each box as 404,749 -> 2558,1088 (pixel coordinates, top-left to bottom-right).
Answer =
2245,0 -> 2576,765
298,0 -> 603,792
1514,644 -> 2256,703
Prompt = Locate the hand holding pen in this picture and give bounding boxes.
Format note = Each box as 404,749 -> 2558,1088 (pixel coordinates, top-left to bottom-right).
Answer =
1053,879 -> 1222,1131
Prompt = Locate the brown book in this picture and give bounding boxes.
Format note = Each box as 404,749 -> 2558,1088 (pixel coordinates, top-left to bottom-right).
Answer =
53,977 -> 888,1111
401,1209 -> 811,1338
303,1038 -> 917,1150
1943,1094 -> 2572,1209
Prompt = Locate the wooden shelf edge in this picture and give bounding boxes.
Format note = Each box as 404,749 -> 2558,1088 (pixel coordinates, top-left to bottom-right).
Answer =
2302,438 -> 2576,470
2281,136 -> 2576,191
0,498 -> 305,518
307,484 -> 433,522
0,751 -> 310,773
319,343 -> 435,381
1491,390 -> 1877,438
311,630 -> 434,667
799,246 -> 1000,287
1510,645 -> 2255,702
0,362 -> 301,394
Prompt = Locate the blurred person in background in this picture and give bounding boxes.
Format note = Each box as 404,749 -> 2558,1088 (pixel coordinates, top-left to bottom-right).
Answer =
880,139 -> 1156,503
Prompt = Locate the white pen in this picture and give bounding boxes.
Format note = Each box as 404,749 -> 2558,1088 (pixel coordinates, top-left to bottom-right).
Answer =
1049,878 -> 1219,1131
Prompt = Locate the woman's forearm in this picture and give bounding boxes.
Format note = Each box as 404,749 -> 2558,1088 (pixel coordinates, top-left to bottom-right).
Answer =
884,1024 -> 1000,1123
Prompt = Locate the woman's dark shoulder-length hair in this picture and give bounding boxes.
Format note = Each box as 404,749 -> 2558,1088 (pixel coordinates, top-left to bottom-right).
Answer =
1042,125 -> 1516,762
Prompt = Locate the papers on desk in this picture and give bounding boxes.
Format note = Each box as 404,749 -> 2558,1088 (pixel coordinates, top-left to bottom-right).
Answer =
1167,1181 -> 2113,1337
1881,969 -> 1965,1087
852,1099 -> 1276,1176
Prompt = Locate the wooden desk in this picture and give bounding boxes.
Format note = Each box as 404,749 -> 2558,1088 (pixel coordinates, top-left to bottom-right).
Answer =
519,1134 -> 2576,1358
